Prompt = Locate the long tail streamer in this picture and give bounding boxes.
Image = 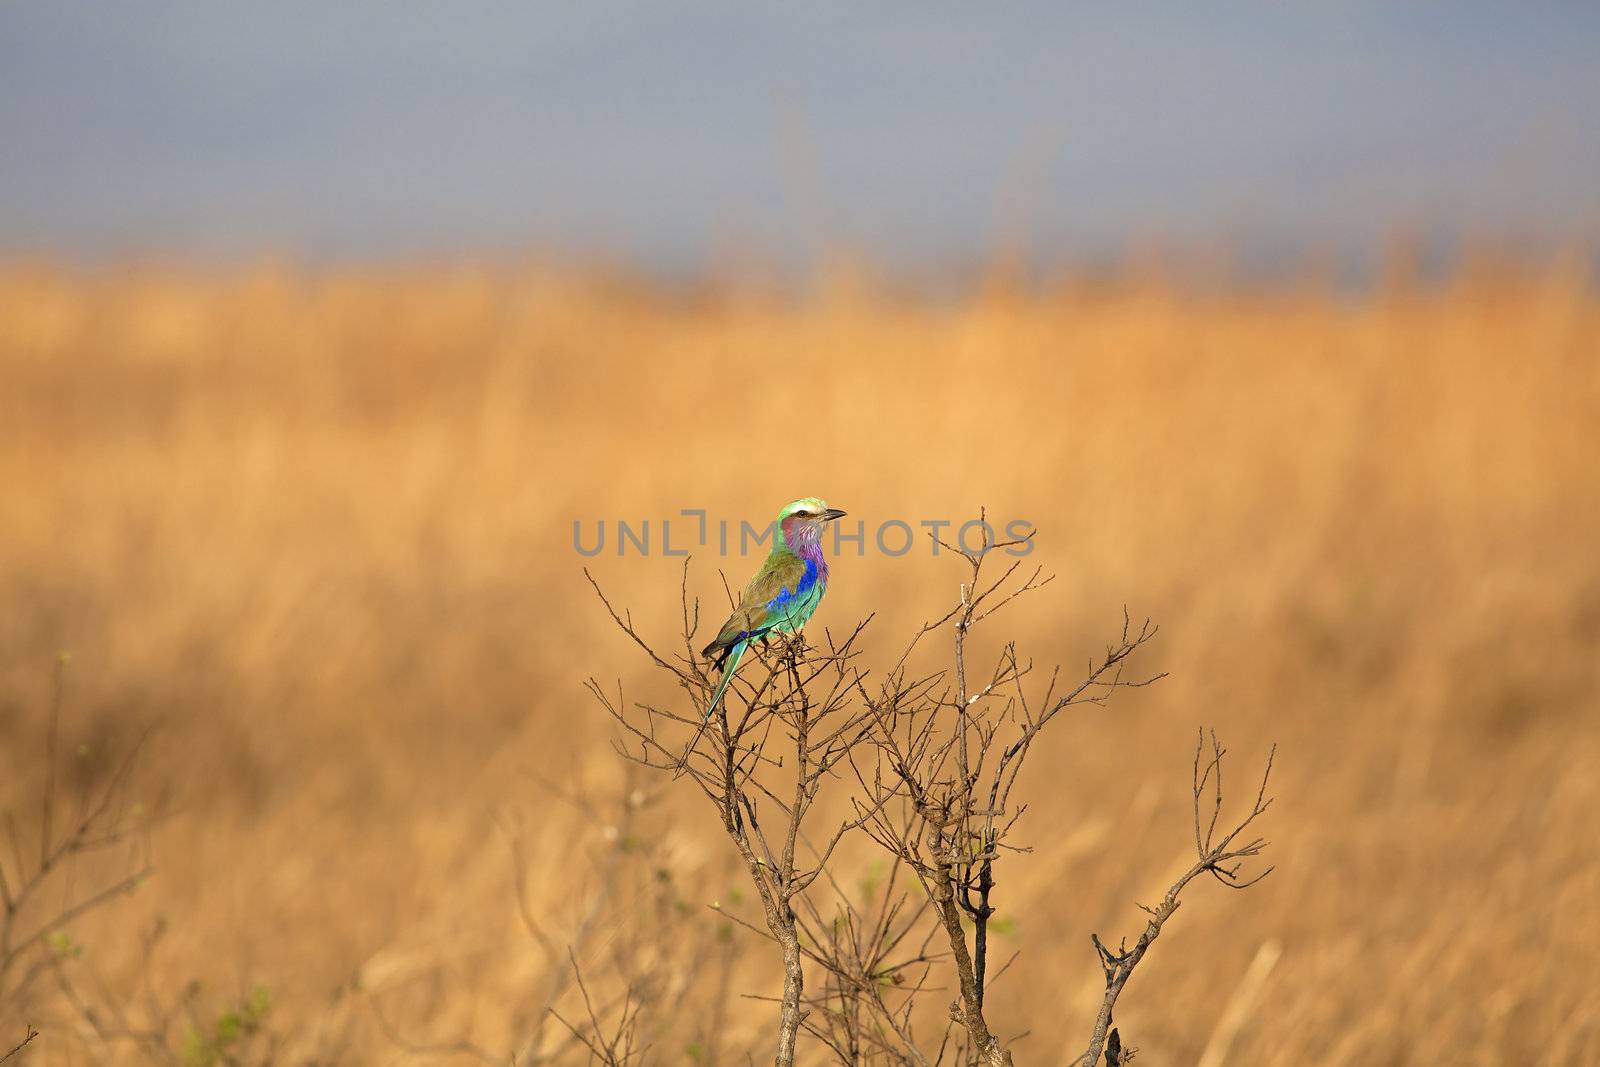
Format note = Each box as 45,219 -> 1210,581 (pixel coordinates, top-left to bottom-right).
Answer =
678,640 -> 746,774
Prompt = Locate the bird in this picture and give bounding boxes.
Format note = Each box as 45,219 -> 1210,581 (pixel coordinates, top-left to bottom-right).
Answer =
700,497 -> 847,721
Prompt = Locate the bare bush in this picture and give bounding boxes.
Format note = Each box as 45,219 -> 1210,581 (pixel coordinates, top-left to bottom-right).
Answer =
0,655 -> 157,1061
587,522 -> 1280,1066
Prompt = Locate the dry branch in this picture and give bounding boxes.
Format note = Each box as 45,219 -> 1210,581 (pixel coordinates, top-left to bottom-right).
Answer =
1,656 -> 158,1024
1078,731 -> 1277,1066
587,522 -> 1280,1067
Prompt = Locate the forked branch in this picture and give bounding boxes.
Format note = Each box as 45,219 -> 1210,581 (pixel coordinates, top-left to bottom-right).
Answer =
1079,730 -> 1276,1067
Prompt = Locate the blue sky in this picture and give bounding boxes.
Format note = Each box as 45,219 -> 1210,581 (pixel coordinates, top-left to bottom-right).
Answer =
2,4 -> 1596,269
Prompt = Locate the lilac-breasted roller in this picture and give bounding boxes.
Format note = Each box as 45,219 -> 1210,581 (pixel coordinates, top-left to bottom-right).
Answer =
701,497 -> 847,718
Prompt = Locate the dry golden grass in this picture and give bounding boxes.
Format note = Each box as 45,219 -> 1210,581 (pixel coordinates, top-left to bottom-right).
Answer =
1,256 -> 1598,1064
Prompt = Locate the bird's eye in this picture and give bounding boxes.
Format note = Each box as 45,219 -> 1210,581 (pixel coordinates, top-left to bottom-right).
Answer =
795,510 -> 812,517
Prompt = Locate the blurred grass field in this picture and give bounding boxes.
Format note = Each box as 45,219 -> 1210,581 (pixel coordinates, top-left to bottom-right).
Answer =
1,255 -> 1598,1064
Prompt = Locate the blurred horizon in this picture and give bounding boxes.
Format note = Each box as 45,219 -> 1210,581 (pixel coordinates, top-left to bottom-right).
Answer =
4,4 -> 1599,278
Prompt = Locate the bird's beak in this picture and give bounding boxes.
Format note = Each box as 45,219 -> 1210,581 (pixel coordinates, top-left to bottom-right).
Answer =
822,507 -> 847,522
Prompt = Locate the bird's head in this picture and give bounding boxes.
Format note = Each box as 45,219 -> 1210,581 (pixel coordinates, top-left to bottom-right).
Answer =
776,496 -> 847,548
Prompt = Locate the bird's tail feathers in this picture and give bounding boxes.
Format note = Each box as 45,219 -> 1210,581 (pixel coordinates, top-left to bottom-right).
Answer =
704,640 -> 746,722
677,641 -> 746,778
